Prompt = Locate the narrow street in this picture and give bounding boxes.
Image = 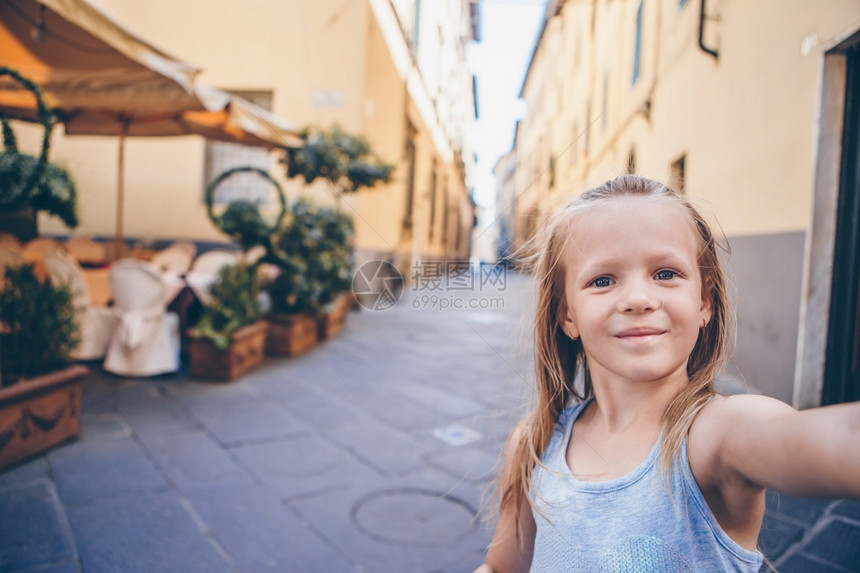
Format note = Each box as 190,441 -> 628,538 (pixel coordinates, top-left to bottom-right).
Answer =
0,270 -> 857,572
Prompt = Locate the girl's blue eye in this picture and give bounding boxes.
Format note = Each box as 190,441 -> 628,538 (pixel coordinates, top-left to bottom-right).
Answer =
655,270 -> 677,281
591,276 -> 612,287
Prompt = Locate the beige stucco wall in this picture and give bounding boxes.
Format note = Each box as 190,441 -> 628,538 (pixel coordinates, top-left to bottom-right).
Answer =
516,0 -> 860,239
24,0 -> 475,265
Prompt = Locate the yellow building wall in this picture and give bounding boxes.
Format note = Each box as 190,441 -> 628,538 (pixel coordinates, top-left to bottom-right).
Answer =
516,0 -> 860,239
27,0 -> 474,264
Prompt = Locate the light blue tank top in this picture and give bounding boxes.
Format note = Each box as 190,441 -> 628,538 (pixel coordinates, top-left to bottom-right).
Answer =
530,399 -> 763,572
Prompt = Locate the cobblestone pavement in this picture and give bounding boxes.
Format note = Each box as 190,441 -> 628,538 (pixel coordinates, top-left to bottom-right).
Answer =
0,271 -> 857,572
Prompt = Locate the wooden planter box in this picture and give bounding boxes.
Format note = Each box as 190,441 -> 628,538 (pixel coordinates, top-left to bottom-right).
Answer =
0,364 -> 88,471
265,313 -> 319,356
189,321 -> 268,381
318,294 -> 350,340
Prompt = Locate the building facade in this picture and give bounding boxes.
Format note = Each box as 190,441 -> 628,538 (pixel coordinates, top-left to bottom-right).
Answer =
511,0 -> 860,406
26,0 -> 477,275
492,149 -> 517,264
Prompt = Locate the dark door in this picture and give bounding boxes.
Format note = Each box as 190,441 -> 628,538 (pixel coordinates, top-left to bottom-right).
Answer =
824,43 -> 860,405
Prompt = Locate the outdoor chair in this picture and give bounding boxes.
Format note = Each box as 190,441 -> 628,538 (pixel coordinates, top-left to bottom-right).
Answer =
0,233 -> 22,252
22,237 -> 64,278
103,259 -> 180,377
187,250 -> 240,305
65,236 -> 107,267
43,251 -> 117,361
190,250 -> 239,274
241,245 -> 266,265
23,237 -> 63,257
150,241 -> 196,275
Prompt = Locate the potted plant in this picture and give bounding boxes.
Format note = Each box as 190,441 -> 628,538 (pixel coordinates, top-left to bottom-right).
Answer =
0,263 -> 87,470
0,67 -> 79,242
188,262 -> 268,381
283,125 -> 394,202
264,199 -> 355,352
279,125 -> 391,327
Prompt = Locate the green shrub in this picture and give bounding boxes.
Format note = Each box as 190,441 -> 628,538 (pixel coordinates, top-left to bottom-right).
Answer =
267,199 -> 354,315
190,263 -> 262,350
0,264 -> 79,386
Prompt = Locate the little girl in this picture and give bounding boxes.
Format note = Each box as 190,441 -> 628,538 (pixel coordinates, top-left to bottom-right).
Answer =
475,175 -> 860,572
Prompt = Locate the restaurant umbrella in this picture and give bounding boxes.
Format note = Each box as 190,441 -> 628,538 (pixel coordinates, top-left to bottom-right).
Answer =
0,0 -> 302,254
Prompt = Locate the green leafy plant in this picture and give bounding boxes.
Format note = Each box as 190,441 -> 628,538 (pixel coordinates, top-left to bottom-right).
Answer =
0,67 -> 78,232
204,166 -> 287,251
0,264 -> 80,386
267,199 -> 354,315
189,263 -> 263,350
283,126 -> 394,196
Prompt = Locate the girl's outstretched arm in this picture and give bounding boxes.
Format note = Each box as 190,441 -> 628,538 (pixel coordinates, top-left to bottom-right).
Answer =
693,394 -> 860,499
474,421 -> 536,573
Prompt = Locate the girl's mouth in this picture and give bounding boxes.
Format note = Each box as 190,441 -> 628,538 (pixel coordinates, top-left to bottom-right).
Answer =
615,327 -> 665,341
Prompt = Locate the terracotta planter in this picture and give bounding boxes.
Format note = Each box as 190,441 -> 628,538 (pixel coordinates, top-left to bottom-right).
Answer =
265,313 -> 319,356
189,321 -> 268,381
318,294 -> 350,339
0,364 -> 88,471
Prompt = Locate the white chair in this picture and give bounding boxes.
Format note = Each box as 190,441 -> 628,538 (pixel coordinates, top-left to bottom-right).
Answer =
0,233 -> 23,252
43,251 -> 117,361
191,250 -> 239,274
150,241 -> 196,275
65,236 -> 107,266
103,259 -> 181,377
23,237 -> 63,258
186,250 -> 240,305
22,237 -> 64,279
241,245 -> 267,265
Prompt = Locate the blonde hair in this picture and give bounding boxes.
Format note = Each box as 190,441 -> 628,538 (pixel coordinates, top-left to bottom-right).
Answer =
498,174 -> 733,542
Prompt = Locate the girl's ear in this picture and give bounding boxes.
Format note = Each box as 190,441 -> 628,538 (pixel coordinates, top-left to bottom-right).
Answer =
558,295 -> 580,339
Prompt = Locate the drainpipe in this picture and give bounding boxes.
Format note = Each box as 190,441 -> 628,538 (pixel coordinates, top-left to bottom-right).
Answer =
698,0 -> 719,60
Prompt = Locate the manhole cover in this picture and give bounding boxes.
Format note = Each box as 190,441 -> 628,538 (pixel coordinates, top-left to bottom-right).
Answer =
352,488 -> 476,545
432,423 -> 483,446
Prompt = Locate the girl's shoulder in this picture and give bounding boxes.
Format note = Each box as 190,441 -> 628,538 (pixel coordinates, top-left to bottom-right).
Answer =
688,393 -> 793,488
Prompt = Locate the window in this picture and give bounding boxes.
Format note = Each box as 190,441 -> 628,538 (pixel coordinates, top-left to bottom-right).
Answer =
204,90 -> 273,206
670,154 -> 686,193
632,0 -> 643,85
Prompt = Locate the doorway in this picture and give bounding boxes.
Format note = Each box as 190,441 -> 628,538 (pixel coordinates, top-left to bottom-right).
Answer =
824,42 -> 860,405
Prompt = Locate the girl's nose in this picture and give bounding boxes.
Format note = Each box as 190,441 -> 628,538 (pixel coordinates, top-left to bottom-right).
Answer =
617,280 -> 658,313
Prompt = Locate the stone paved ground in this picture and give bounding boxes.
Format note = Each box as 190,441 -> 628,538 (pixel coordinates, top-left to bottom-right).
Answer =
0,271 -> 858,572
